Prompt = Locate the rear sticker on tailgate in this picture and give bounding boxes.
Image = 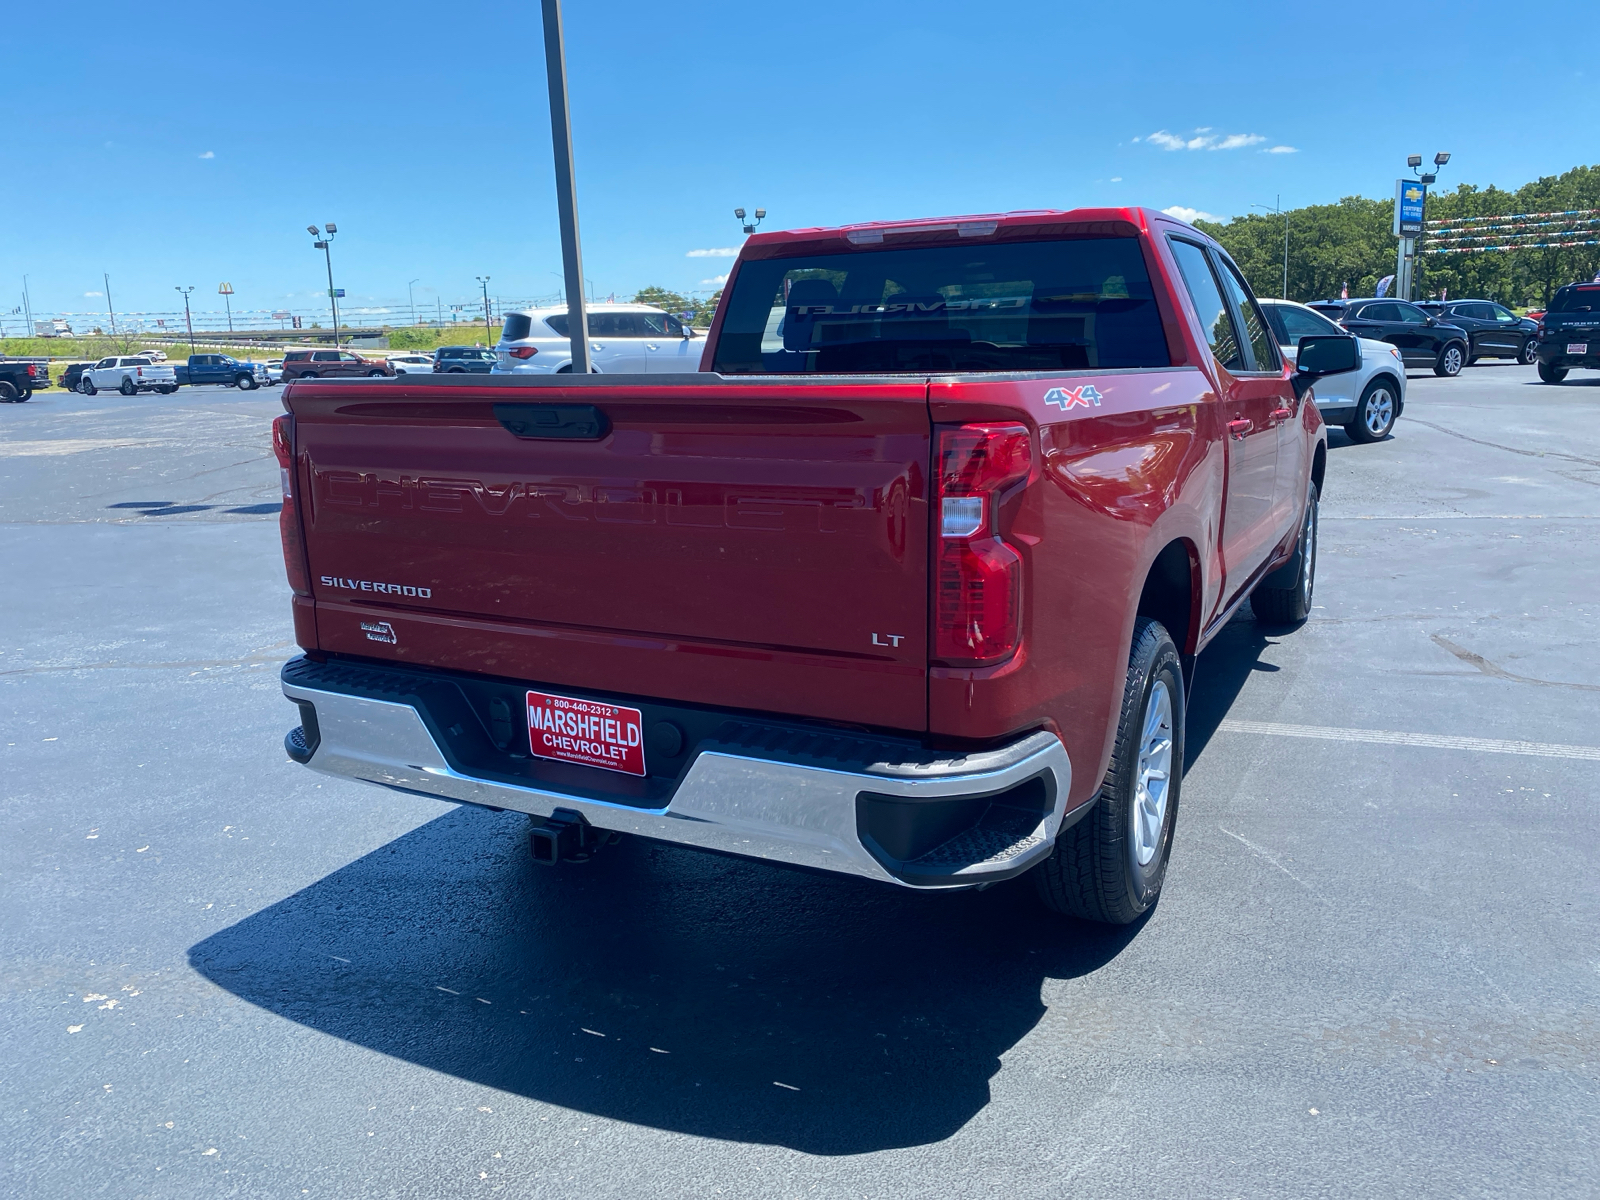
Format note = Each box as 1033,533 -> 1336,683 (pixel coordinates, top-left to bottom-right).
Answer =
526,690 -> 646,777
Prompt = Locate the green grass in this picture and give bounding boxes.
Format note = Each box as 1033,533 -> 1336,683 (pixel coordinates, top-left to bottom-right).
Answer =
387,324 -> 503,351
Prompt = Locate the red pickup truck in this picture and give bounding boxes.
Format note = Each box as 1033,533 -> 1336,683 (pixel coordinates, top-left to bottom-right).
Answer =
273,207 -> 1353,924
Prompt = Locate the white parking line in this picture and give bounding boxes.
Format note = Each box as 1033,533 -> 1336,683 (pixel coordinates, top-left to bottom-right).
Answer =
1215,719 -> 1600,762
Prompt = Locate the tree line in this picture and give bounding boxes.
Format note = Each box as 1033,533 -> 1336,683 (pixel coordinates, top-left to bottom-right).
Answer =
1195,164 -> 1600,308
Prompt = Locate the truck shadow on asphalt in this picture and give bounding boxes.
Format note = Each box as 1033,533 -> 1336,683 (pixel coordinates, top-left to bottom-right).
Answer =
190,804 -> 1145,1154
188,621 -> 1280,1152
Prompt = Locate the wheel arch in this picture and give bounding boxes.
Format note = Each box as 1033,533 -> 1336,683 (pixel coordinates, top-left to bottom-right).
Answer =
1136,537 -> 1202,664
1311,439 -> 1327,498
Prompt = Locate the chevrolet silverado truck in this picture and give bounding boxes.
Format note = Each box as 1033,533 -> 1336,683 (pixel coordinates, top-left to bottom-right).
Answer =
273,207 -> 1351,924
0,358 -> 52,401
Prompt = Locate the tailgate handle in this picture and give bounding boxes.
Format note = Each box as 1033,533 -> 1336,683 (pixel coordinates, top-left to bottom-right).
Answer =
493,403 -> 609,440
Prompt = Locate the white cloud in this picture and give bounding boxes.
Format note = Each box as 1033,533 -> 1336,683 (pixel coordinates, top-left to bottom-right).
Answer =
1266,144 -> 1298,154
199,150 -> 214,159
1162,206 -> 1218,224
1145,129 -> 1266,152
85,291 -> 103,298
1110,176 -> 1122,182
686,248 -> 739,258
700,275 -> 728,286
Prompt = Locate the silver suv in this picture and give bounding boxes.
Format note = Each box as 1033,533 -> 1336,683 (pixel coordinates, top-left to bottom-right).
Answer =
1259,299 -> 1407,443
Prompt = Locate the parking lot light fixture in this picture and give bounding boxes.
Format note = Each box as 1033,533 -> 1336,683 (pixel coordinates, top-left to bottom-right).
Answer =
309,225 -> 341,347
1407,154 -> 1423,170
175,286 -> 196,353
1251,196 -> 1289,299
476,276 -> 493,345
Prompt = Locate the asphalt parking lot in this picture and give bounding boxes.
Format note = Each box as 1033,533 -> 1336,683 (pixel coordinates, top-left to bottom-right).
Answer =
3,368 -> 1597,1197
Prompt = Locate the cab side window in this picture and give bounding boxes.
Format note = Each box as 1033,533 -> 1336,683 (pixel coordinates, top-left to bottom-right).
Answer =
1168,238 -> 1243,371
1214,258 -> 1280,372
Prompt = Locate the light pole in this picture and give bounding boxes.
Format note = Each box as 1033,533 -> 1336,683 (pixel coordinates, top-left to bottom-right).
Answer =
1395,153 -> 1449,301
219,282 -> 235,333
22,275 -> 32,336
476,275 -> 493,344
175,286 -> 196,353
308,224 -> 341,346
408,279 -> 420,329
104,273 -> 116,336
735,207 -> 767,235
540,0 -> 590,373
1251,197 -> 1289,299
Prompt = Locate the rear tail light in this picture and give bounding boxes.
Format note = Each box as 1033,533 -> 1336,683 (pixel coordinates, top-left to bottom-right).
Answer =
272,414 -> 312,596
509,346 -> 537,359
932,422 -> 1031,666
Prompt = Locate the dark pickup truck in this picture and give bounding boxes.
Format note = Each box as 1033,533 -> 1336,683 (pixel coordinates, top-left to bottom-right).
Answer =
271,206 -> 1355,926
0,358 -> 52,401
172,354 -> 270,389
1536,282 -> 1600,382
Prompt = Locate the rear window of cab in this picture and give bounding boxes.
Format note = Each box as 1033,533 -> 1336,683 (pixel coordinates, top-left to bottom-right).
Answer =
711,237 -> 1170,375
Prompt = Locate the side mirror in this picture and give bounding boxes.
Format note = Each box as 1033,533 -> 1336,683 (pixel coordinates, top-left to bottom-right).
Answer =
1424,316 -> 1437,325
682,326 -> 695,339
1293,335 -> 1359,400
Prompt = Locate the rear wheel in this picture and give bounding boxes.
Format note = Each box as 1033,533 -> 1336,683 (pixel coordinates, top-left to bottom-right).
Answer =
1034,617 -> 1183,924
299,371 -> 317,379
0,381 -> 17,403
1345,378 -> 1397,443
1251,481 -> 1318,626
1434,342 -> 1465,377
1538,361 -> 1568,384
119,377 -> 137,396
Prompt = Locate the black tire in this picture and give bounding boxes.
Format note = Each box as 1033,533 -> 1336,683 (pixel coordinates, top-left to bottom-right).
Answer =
236,374 -> 256,390
367,369 -> 385,377
1433,342 -> 1465,377
80,377 -> 97,396
1034,617 -> 1184,924
1345,377 -> 1398,443
298,371 -> 317,379
18,388 -> 32,402
1538,361 -> 1568,384
447,367 -> 466,373
1520,339 -> 1538,366
119,377 -> 137,396
1251,481 -> 1318,626
160,386 -> 176,394
0,381 -> 17,403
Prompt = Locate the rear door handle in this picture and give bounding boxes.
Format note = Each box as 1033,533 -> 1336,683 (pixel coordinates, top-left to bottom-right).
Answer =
645,343 -> 659,351
1228,419 -> 1252,440
1271,407 -> 1293,422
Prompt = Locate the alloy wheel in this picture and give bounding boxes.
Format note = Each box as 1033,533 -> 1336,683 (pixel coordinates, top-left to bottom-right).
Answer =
1131,680 -> 1174,868
1364,387 -> 1394,437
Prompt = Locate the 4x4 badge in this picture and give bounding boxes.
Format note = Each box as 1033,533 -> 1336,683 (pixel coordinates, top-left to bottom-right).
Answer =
1043,385 -> 1104,410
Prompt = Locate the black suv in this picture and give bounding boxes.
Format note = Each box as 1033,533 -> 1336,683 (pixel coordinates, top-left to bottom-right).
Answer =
434,346 -> 497,374
1306,298 -> 1470,376
1417,300 -> 1539,365
1535,282 -> 1600,384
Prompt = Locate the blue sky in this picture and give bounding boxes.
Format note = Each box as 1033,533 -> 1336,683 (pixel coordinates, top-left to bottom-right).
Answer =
3,0 -> 1595,329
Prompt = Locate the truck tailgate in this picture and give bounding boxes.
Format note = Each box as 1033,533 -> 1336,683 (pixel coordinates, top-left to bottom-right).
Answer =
287,377 -> 930,731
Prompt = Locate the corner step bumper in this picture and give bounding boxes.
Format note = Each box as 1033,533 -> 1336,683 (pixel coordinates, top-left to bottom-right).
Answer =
281,658 -> 1074,889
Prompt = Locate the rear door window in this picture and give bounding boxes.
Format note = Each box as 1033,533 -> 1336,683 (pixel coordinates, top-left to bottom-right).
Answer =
1550,286 -> 1600,313
712,235 -> 1170,374
1275,304 -> 1340,342
1168,238 -> 1243,371
311,351 -> 339,362
1213,256 -> 1280,372
502,313 -> 533,341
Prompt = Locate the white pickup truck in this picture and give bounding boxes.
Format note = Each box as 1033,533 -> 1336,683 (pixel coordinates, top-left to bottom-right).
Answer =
78,356 -> 179,396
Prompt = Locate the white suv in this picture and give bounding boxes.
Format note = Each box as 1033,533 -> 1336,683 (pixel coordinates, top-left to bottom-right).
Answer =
1258,299 -> 1407,443
493,304 -> 703,374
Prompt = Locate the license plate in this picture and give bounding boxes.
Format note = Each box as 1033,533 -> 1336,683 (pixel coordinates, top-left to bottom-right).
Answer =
526,689 -> 646,777
1567,343 -> 1589,355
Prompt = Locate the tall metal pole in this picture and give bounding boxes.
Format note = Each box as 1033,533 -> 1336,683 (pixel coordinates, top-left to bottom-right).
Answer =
22,275 -> 32,336
541,0 -> 590,373
408,279 -> 419,328
322,242 -> 341,347
477,275 -> 493,344
176,287 -> 196,353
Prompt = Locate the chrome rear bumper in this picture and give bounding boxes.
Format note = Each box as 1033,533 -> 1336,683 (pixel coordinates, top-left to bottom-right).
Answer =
283,665 -> 1074,890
